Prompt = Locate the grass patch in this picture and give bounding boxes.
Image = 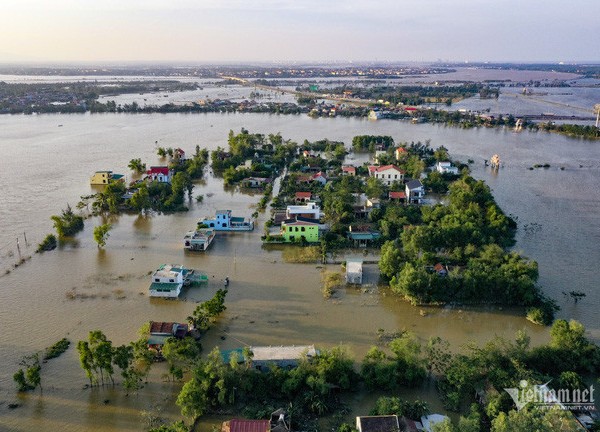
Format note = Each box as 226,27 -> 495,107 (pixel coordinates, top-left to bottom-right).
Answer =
282,246 -> 321,263
321,270 -> 343,299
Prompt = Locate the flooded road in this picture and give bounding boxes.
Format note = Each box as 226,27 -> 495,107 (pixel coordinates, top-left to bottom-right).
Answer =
0,111 -> 598,430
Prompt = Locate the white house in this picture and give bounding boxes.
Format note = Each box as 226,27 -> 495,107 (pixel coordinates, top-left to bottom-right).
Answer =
368,165 -> 405,186
346,259 -> 363,284
405,179 -> 425,204
435,161 -> 459,175
374,150 -> 387,164
286,202 -> 321,220
147,166 -> 172,183
311,171 -> 327,185
149,264 -> 188,298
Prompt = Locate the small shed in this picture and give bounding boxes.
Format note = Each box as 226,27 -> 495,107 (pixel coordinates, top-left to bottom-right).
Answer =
346,259 -> 363,284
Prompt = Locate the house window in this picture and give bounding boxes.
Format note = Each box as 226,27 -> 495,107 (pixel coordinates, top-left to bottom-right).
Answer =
154,278 -> 160,282
295,227 -> 299,232
395,175 -> 398,179
301,227 -> 305,232
169,279 -> 175,283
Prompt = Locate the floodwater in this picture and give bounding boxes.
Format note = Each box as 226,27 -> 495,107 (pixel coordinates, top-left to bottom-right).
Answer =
0,110 -> 599,431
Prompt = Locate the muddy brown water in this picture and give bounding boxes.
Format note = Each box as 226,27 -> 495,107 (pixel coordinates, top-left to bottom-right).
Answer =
0,111 -> 598,430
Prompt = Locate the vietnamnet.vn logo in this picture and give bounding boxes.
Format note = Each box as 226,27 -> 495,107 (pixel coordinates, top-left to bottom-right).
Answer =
504,380 -> 596,411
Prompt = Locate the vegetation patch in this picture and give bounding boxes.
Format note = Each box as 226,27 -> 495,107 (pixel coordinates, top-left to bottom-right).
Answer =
282,246 -> 322,263
36,234 -> 57,252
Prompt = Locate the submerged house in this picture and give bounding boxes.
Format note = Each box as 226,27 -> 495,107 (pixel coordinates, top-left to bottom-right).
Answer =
200,210 -> 254,231
147,321 -> 189,350
149,264 -> 189,298
224,345 -> 318,371
90,170 -> 124,185
146,166 -> 172,183
280,218 -> 320,243
242,177 -> 270,188
435,161 -> 459,175
346,259 -> 363,284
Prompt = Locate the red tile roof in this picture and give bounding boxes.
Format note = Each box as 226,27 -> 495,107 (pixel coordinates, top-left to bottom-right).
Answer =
342,166 -> 356,173
295,192 -> 312,199
370,165 -> 405,174
150,321 -> 176,334
389,191 -> 406,199
148,166 -> 170,175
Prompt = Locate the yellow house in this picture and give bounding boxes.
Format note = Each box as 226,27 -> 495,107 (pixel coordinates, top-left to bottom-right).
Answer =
90,171 -> 124,185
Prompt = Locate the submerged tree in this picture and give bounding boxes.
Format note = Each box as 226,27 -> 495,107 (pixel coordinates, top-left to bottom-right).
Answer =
93,223 -> 112,248
51,204 -> 84,238
128,158 -> 147,174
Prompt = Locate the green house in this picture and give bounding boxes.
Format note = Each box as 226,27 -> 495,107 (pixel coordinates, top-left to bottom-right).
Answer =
281,218 -> 319,243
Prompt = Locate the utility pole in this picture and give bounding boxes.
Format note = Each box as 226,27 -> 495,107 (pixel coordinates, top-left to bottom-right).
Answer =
16,238 -> 22,261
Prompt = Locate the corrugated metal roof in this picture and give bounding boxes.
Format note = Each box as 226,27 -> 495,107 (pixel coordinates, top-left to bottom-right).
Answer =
228,419 -> 270,432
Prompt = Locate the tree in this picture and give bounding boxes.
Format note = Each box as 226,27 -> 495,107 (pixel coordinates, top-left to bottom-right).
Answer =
162,337 -> 201,381
13,354 -> 42,392
128,158 -> 147,174
365,177 -> 384,199
51,204 -> 84,237
129,184 -> 151,213
93,223 -> 112,248
491,407 -> 581,432
378,241 -> 403,280
77,340 -> 96,385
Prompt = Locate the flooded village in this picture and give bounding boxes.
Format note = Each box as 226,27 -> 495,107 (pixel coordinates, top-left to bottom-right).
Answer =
0,65 -> 599,432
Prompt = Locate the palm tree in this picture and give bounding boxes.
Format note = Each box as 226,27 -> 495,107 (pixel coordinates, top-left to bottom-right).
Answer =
128,158 -> 146,174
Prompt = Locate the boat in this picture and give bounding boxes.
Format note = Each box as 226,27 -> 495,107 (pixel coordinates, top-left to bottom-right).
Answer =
199,210 -> 254,231
184,228 -> 215,251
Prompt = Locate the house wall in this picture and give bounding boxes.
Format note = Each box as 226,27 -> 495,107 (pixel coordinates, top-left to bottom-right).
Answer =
282,224 -> 319,243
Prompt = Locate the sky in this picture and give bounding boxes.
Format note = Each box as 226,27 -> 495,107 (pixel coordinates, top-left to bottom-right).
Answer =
0,0 -> 597,64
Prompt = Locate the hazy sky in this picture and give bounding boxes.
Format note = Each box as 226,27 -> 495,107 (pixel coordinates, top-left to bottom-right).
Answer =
1,0 -> 597,63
